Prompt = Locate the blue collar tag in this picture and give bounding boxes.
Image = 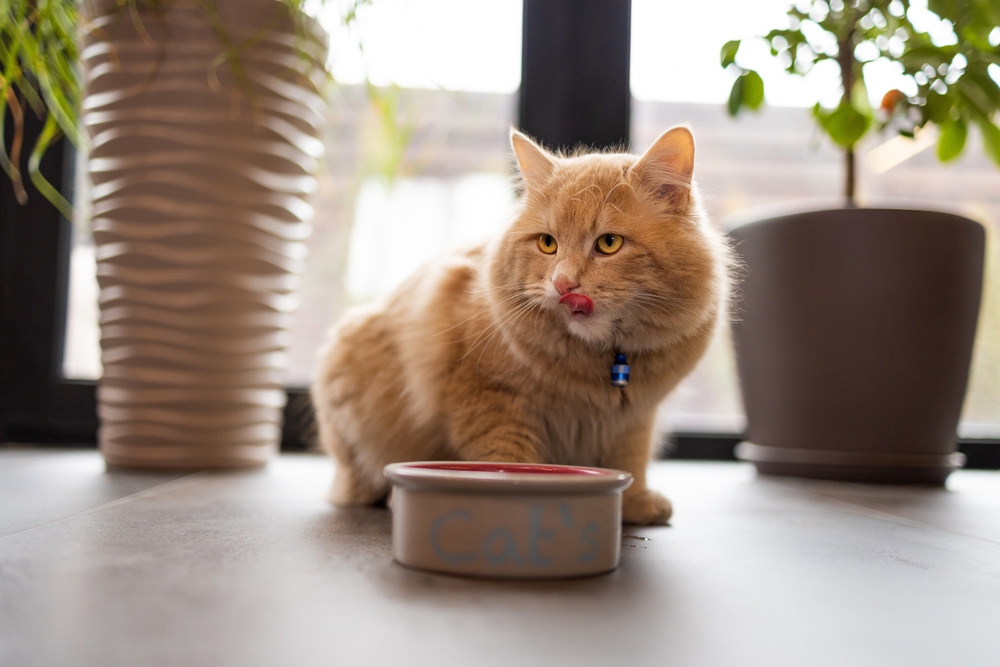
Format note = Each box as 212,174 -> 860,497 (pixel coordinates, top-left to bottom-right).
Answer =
611,352 -> 629,387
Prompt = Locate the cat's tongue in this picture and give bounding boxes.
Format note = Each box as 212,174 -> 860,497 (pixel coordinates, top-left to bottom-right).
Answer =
558,293 -> 594,316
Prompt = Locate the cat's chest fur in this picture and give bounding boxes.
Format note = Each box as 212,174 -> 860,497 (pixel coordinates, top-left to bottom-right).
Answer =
536,394 -> 633,465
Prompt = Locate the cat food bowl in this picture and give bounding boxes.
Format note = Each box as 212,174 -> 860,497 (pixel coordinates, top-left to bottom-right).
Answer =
383,462 -> 633,579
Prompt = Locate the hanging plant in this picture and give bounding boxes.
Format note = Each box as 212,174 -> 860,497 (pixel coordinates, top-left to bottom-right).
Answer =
1,0 -> 84,213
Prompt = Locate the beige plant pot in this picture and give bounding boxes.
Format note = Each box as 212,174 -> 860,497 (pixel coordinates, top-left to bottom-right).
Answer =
81,0 -> 326,468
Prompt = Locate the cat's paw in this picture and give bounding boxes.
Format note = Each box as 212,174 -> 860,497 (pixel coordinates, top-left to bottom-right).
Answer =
622,489 -> 673,525
329,464 -> 389,507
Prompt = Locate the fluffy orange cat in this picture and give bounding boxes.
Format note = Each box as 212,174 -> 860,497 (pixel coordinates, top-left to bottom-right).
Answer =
312,127 -> 730,525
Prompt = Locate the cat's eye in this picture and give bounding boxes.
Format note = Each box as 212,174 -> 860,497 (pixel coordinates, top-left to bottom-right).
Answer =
596,233 -> 624,255
538,234 -> 558,254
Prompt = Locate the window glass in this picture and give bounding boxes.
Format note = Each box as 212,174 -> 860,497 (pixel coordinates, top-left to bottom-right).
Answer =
290,0 -> 521,382
64,144 -> 101,381
632,0 -> 1000,436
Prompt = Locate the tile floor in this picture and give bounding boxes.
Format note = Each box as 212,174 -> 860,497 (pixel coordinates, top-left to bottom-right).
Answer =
1,447 -> 998,667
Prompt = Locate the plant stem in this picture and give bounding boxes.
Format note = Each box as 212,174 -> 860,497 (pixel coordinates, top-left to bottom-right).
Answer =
845,146 -> 856,206
838,14 -> 857,206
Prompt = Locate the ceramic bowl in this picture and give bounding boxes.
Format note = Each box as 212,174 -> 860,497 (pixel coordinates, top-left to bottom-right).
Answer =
383,462 -> 633,579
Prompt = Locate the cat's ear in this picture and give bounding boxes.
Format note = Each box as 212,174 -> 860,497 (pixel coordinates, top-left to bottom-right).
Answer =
632,127 -> 695,209
511,129 -> 556,191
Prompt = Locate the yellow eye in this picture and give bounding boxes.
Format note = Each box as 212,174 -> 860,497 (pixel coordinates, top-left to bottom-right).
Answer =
538,234 -> 558,254
596,233 -> 624,255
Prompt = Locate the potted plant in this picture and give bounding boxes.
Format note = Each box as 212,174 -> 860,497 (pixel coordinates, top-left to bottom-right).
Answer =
719,0 -> 998,483
2,0 -> 330,468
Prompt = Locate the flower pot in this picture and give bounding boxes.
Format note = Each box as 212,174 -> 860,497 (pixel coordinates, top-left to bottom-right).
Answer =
82,0 -> 326,468
730,208 -> 985,484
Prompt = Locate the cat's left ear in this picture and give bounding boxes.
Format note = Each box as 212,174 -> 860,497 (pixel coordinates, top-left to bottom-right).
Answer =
511,129 -> 556,191
631,127 -> 695,208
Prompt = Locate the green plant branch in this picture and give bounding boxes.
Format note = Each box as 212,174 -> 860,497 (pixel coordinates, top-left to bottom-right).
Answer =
3,0 -> 405,215
721,0 -> 1000,200
0,87 -> 27,203
27,113 -> 73,218
1,0 -> 82,209
190,0 -> 264,112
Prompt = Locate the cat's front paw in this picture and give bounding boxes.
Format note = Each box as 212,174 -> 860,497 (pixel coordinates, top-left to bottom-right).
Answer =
622,488 -> 673,525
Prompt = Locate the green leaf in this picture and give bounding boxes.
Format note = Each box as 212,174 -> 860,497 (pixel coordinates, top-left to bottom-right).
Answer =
727,71 -> 764,115
961,25 -> 995,51
976,117 -> 1000,168
937,118 -> 967,161
957,77 -> 996,116
27,115 -> 73,220
928,0 -> 960,19
851,79 -> 871,115
899,46 -> 953,71
720,40 -> 741,68
728,75 -> 745,116
743,70 -> 765,110
814,102 -> 872,148
925,91 -> 955,124
963,64 -> 1000,111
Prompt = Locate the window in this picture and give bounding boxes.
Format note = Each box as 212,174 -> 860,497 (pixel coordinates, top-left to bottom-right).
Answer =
5,1 -> 997,464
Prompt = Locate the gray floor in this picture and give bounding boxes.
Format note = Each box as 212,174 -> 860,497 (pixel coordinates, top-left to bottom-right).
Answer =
1,448 -> 998,667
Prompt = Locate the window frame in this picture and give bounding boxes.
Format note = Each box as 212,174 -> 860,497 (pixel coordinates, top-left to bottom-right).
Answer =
1,0 -> 997,467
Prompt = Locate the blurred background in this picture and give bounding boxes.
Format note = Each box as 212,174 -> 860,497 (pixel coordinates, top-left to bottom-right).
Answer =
61,0 -> 1000,439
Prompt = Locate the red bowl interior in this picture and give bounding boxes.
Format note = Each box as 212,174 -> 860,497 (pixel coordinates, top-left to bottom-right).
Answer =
407,462 -> 609,476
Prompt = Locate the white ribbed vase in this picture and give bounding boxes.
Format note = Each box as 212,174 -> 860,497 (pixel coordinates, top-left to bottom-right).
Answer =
82,0 -> 326,468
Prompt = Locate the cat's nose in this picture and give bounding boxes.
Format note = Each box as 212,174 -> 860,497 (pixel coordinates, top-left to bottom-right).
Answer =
552,275 -> 579,296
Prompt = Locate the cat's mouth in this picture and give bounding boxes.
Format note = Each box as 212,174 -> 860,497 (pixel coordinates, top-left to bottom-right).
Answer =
558,293 -> 594,317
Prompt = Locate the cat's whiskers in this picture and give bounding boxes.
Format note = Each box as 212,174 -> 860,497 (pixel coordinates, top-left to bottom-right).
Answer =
473,284 -> 517,297
467,299 -> 539,374
434,285 -> 536,341
475,289 -> 545,349
531,296 -> 548,332
459,296 -> 534,362
485,300 -> 542,370
511,299 -> 544,339
456,308 -> 520,352
463,282 -> 517,295
590,290 -> 688,335
633,288 -> 699,307
630,296 -> 681,319
433,289 -> 524,338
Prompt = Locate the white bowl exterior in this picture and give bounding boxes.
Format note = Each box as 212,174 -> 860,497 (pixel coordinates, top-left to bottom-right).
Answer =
392,488 -> 623,578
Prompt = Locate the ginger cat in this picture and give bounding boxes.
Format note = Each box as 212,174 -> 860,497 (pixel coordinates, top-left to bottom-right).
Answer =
312,127 -> 730,525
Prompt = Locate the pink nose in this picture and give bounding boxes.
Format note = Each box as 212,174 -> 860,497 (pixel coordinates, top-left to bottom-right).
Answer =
552,275 -> 579,296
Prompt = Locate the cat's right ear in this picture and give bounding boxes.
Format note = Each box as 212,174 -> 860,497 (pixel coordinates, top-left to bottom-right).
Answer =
511,129 -> 556,191
631,126 -> 695,210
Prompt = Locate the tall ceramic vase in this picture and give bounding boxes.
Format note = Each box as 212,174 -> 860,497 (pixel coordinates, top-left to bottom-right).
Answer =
81,0 -> 326,468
